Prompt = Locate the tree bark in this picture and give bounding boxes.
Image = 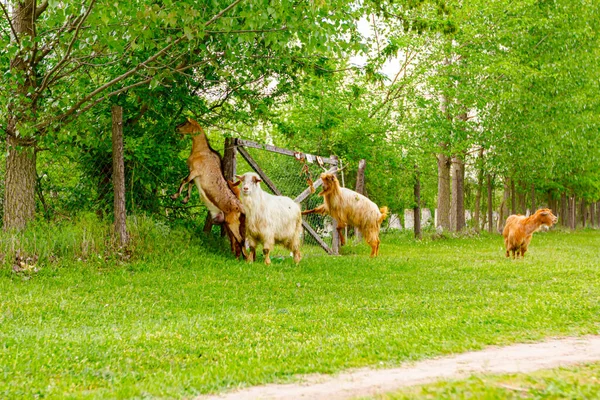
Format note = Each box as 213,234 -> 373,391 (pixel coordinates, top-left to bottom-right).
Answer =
487,174 -> 493,233
413,164 -> 421,239
530,184 -> 536,212
112,106 -> 128,246
355,159 -> 366,241
580,199 -> 586,228
474,148 -> 484,232
590,201 -> 595,228
499,178 -> 510,232
436,148 -> 451,231
3,0 -> 38,231
568,196 -> 576,230
4,137 -> 37,231
560,192 -> 567,227
450,155 -> 465,232
517,182 -> 526,214
510,178 -> 516,215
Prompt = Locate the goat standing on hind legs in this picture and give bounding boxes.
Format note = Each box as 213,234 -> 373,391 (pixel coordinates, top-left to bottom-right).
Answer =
502,208 -> 558,258
171,118 -> 246,258
303,173 -> 388,258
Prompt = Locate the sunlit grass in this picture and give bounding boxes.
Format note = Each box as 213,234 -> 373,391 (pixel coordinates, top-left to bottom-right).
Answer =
372,363 -> 600,399
1,224 -> 599,398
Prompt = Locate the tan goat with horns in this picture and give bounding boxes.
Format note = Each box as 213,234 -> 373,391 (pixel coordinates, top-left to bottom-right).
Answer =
303,172 -> 388,257
171,118 -> 245,257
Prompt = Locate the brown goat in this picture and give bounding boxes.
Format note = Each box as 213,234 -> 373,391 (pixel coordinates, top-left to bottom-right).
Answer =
303,173 -> 388,257
171,118 -> 246,256
502,208 -> 558,258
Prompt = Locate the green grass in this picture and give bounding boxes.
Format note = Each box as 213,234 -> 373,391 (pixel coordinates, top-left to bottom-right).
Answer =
372,362 -> 600,399
1,224 -> 599,398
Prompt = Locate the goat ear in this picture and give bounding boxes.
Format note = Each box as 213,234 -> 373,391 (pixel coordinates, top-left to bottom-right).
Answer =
540,211 -> 549,216
230,180 -> 241,186
235,174 -> 243,181
252,175 -> 262,183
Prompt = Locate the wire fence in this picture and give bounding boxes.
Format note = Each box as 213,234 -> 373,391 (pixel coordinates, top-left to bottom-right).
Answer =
234,141 -> 340,254
0,133 -> 342,256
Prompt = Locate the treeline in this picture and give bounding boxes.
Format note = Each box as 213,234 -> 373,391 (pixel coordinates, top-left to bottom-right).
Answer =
1,0 -> 598,234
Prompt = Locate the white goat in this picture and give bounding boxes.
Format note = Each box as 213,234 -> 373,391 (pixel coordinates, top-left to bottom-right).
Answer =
235,172 -> 302,265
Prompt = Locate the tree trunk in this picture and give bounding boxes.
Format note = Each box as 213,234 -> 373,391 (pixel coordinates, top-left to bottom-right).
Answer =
568,196 -> 576,230
531,184 -> 536,212
510,178 -> 516,215
450,155 -> 465,232
487,174 -> 494,233
355,159 -> 366,241
560,192 -> 568,227
112,106 -> 128,246
4,137 -> 37,231
499,178 -> 510,232
580,199 -> 586,228
436,149 -> 451,231
3,0 -> 38,231
413,164 -> 421,239
590,201 -> 595,228
517,185 -> 526,215
474,148 -> 484,232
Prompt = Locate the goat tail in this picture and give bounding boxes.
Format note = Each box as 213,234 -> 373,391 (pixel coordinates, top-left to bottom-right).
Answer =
378,206 -> 389,225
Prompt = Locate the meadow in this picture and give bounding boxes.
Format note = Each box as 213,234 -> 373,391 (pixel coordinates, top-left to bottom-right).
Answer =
372,363 -> 600,399
1,218 -> 599,398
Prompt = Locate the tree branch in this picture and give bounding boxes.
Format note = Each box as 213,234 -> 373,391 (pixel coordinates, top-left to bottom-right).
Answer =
35,1 -> 49,18
206,26 -> 287,34
0,1 -> 20,45
36,0 -> 245,130
36,0 -> 96,97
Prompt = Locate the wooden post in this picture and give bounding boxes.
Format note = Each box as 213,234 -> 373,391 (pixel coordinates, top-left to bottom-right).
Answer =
203,137 -> 238,235
355,159 -> 366,241
112,105 -> 128,246
413,164 -> 421,239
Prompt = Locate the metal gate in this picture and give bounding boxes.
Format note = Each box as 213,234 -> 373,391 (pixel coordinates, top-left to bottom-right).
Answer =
233,138 -> 341,255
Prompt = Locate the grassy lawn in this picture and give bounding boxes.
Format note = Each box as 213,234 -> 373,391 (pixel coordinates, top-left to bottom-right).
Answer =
1,225 -> 599,398
372,362 -> 600,399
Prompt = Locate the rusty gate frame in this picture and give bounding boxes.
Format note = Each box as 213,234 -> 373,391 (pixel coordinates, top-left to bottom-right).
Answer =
233,138 -> 341,255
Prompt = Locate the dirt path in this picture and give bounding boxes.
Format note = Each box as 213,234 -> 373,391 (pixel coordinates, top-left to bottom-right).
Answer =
199,335 -> 600,400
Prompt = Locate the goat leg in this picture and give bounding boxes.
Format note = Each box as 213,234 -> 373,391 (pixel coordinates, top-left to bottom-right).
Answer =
302,204 -> 327,215
171,178 -> 188,200
172,174 -> 195,201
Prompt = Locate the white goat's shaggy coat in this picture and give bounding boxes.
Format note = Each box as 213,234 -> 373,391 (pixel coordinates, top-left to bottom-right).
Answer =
236,172 -> 302,265
303,173 -> 388,257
